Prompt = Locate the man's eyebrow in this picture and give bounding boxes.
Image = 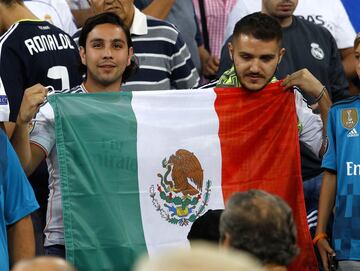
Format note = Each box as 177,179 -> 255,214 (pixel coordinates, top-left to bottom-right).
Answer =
112,39 -> 126,43
260,53 -> 276,57
89,38 -> 104,43
89,38 -> 126,43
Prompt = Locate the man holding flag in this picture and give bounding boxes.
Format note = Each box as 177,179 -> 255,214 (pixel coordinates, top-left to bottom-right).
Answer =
11,11 -> 137,258
204,12 -> 331,159
200,12 -> 332,270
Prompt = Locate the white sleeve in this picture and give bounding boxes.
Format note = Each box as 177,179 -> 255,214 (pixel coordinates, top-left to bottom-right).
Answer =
29,102 -> 56,156
295,91 -> 323,157
333,0 -> 356,49
224,0 -> 261,43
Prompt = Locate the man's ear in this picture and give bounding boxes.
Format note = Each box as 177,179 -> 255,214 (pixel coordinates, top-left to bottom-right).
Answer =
278,47 -> 286,65
79,46 -> 86,66
228,42 -> 234,61
127,47 -> 134,66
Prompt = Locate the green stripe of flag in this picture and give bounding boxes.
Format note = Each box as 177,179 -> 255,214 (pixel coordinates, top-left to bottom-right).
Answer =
49,92 -> 147,271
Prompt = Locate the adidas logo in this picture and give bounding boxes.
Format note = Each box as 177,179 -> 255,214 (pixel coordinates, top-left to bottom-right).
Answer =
348,128 -> 359,137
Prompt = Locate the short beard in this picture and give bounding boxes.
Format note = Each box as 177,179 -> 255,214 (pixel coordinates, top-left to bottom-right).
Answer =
233,60 -> 278,92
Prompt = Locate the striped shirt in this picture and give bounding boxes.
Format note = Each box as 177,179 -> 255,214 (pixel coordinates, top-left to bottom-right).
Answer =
30,84 -> 85,247
193,0 -> 237,58
73,8 -> 200,91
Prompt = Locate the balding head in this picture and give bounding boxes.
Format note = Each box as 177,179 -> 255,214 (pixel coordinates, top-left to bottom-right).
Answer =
12,257 -> 76,271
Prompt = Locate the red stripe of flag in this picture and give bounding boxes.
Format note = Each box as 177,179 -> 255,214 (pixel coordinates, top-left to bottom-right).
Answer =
214,81 -> 318,270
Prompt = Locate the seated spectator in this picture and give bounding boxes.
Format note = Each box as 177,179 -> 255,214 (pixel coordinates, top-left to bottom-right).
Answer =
134,242 -> 263,271
187,209 -> 223,244
12,256 -> 76,271
220,190 -> 299,271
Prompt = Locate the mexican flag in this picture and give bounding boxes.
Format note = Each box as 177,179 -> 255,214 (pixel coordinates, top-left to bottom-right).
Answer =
49,82 -> 318,271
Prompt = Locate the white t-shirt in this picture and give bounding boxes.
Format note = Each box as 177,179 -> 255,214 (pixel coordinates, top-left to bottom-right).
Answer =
25,0 -> 77,35
224,0 -> 356,49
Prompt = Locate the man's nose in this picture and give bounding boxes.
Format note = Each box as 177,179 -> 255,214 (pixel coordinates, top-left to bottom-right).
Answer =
103,45 -> 113,58
249,59 -> 260,73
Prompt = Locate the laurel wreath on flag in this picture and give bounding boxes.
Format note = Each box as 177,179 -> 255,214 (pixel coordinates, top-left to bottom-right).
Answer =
150,180 -> 211,226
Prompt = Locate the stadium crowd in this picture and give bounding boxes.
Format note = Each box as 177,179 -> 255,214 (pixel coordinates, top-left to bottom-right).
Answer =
1,0 -> 360,270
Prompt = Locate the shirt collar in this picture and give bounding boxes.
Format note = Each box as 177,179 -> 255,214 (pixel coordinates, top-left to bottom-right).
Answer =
217,66 -> 278,87
130,7 -> 148,36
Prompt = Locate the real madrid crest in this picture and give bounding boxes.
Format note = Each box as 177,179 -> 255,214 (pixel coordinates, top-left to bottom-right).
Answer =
310,43 -> 324,60
150,149 -> 211,226
341,108 -> 359,129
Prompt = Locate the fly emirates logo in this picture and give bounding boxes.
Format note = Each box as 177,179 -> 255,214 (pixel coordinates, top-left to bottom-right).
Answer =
346,162 -> 360,176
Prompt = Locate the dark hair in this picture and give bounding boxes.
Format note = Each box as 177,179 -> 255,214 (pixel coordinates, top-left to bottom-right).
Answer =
79,12 -> 138,83
0,0 -> 23,5
187,209 -> 223,244
232,12 -> 282,45
219,190 -> 298,266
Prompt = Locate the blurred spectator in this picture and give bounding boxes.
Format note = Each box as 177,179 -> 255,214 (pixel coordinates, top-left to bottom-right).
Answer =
193,0 -> 237,59
187,209 -> 223,244
192,1 -> 238,79
0,128 -> 38,270
12,256 -> 76,271
220,190 -> 299,271
24,0 -> 77,35
134,242 -> 263,271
